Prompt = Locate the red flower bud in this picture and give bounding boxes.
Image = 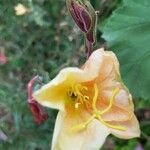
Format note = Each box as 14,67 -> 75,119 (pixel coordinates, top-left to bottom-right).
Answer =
27,76 -> 48,125
67,0 -> 91,32
66,0 -> 97,57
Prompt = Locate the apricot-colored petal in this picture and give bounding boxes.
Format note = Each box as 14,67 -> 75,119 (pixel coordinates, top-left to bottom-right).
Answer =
93,50 -> 134,122
101,88 -> 133,122
110,114 -> 140,139
101,106 -> 130,122
33,79 -> 66,110
115,88 -> 133,108
81,48 -> 104,81
96,50 -> 120,85
52,111 -> 110,150
103,84 -> 133,109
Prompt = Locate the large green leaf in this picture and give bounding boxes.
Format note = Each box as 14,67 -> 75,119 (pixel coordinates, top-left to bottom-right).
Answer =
101,0 -> 150,99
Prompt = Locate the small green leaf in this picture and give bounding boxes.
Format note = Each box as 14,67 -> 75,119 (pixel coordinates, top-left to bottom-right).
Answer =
101,0 -> 150,99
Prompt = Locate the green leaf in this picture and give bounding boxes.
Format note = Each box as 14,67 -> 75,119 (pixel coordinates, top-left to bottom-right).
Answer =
101,0 -> 150,99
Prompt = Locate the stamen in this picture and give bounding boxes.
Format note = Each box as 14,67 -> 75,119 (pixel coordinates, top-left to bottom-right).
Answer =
68,83 -> 89,106
84,96 -> 89,101
81,86 -> 88,91
99,88 -> 120,114
92,84 -> 99,113
70,114 -> 96,132
68,89 -> 73,97
97,116 -> 126,131
91,84 -> 126,131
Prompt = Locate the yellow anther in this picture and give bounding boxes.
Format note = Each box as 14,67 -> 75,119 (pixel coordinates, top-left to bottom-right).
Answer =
68,83 -> 90,108
75,102 -> 81,109
84,96 -> 89,101
81,86 -> 88,91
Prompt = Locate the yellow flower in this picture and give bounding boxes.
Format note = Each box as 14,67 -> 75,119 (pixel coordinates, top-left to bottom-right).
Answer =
33,48 -> 140,150
14,3 -> 28,16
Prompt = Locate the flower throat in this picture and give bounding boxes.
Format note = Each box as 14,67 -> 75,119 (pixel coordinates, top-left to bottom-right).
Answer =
67,83 -> 127,132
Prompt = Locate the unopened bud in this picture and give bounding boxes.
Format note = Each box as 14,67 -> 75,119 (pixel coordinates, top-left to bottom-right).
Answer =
66,0 -> 96,35
66,0 -> 92,32
66,0 -> 97,57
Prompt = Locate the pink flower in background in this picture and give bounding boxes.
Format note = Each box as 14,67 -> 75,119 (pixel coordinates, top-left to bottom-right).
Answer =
0,52 -> 7,64
135,144 -> 144,150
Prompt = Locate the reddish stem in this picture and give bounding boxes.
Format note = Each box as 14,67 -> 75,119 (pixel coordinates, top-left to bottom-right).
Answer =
86,40 -> 93,58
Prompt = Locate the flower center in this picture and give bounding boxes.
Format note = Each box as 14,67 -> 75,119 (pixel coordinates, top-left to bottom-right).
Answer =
67,83 -> 89,109
69,84 -> 129,132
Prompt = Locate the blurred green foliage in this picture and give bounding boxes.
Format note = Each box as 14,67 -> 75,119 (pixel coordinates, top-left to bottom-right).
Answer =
0,0 -> 149,150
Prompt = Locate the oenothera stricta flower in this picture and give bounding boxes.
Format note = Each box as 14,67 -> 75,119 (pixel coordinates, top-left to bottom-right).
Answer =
33,48 -> 140,150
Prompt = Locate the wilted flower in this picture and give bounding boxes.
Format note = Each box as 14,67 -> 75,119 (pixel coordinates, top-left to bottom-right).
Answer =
33,48 -> 140,150
27,76 -> 48,125
14,3 -> 29,16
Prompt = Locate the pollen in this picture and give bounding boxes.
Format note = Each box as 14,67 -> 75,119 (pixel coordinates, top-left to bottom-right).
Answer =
67,83 -> 89,109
